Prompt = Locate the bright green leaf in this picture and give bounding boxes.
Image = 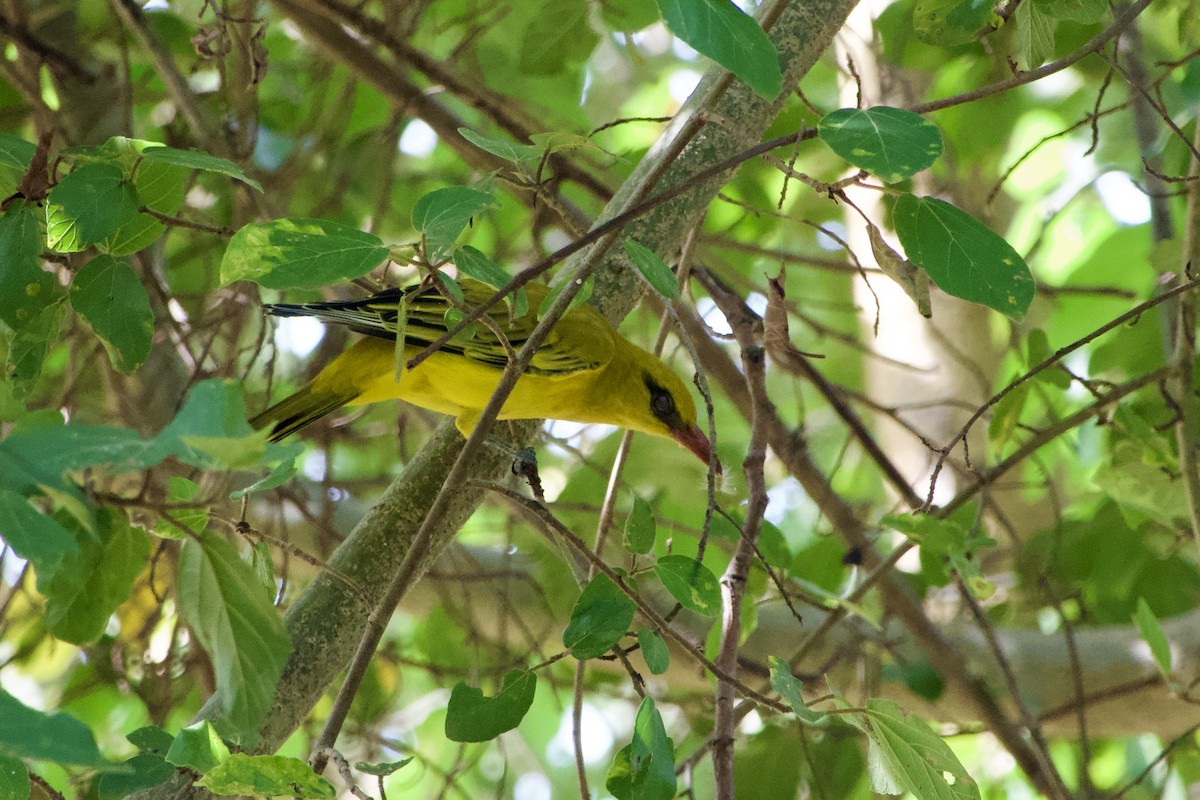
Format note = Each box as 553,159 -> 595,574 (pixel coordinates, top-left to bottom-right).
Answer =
155,476 -> 208,540
987,378 -> 1030,452
624,240 -> 680,299
563,573 -> 636,659
1015,0 -> 1056,68
520,0 -> 600,75
656,0 -> 782,100
46,162 -> 141,252
851,699 -> 980,800
893,194 -> 1034,320
1042,0 -> 1107,23
140,145 -> 263,191
457,128 -> 542,163
412,186 -> 496,262
0,201 -> 56,330
601,0 -> 661,31
654,554 -> 721,616
819,107 -> 943,183
912,0 -> 999,46
0,134 -> 34,196
176,532 -> 292,743
355,758 -> 414,777
70,255 -> 154,372
608,697 -> 676,800
220,218 -> 389,289
454,245 -> 529,317
1133,598 -> 1172,678
196,753 -> 334,798
41,507 -> 149,644
770,656 -> 828,725
101,159 -> 189,256
624,496 -> 657,555
445,670 -> 537,743
166,721 -> 231,773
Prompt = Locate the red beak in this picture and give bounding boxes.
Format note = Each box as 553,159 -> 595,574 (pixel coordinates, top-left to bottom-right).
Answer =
673,424 -> 712,464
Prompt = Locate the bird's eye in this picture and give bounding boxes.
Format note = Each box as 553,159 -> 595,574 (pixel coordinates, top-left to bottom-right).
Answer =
651,391 -> 675,418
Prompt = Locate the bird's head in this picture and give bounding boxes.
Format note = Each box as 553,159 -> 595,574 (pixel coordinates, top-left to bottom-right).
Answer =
620,350 -> 711,464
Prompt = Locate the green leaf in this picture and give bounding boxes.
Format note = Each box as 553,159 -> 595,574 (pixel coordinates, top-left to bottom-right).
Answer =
220,218 -> 389,289
601,0 -> 661,31
0,133 -> 35,196
882,660 -> 945,701
987,377 -> 1031,452
46,162 -> 141,252
850,699 -> 980,800
176,532 -> 292,743
5,304 -> 65,399
1014,0 -> 1056,68
0,201 -> 56,330
166,721 -> 231,773
1133,598 -> 1172,678
70,255 -> 155,372
155,476 -> 208,540
101,159 -> 189,256
537,274 -> 594,320
0,489 -> 79,591
654,554 -> 721,616
454,245 -> 529,317
636,628 -> 670,675
457,128 -> 542,163
520,0 -> 600,75
818,107 -> 943,183
412,186 -> 496,262
41,507 -> 149,644
655,0 -> 781,100
912,0 -> 999,46
229,457 -> 298,499
127,725 -> 175,754
1042,0 -> 1107,23
355,758 -> 414,777
98,753 -> 175,800
0,690 -> 109,766
149,379 -> 281,469
0,754 -> 29,800
140,145 -> 263,191
624,496 -> 657,555
196,753 -> 334,799
607,697 -> 676,800
893,194 -> 1034,320
1093,441 -> 1191,525
444,670 -> 537,742
624,240 -> 680,299
769,656 -> 828,725
563,573 -> 636,659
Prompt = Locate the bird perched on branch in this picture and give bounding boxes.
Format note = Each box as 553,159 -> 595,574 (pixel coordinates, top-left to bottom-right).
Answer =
250,279 -> 711,462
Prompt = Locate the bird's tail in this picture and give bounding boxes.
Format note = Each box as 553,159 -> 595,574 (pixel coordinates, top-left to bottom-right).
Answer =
249,382 -> 357,441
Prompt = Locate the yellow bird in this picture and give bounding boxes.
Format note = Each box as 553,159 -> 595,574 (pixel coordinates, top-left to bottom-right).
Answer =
250,279 -> 711,462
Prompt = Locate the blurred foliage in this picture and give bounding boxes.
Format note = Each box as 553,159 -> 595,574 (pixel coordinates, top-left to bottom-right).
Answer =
0,0 -> 1198,798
